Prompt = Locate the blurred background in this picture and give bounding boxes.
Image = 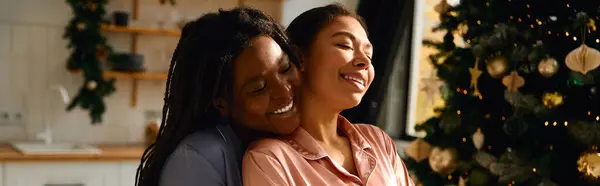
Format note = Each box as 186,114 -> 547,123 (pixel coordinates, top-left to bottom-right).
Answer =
2,0 -> 600,185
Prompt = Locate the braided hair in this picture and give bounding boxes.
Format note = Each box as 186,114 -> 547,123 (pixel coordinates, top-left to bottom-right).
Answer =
135,7 -> 297,186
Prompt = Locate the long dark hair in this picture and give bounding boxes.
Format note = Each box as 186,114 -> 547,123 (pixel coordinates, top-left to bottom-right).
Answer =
286,3 -> 367,53
135,7 -> 297,186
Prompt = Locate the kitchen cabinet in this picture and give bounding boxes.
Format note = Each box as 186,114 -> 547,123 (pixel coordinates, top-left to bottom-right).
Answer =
4,162 -> 121,186
119,161 -> 140,186
0,163 -> 3,186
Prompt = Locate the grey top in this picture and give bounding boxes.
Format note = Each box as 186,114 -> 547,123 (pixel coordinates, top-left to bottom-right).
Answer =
159,124 -> 244,186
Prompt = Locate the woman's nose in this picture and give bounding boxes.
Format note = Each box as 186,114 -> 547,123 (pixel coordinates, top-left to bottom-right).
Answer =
352,53 -> 371,70
271,79 -> 293,100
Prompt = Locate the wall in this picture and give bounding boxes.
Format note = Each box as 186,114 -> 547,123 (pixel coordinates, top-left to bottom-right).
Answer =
0,0 -> 357,144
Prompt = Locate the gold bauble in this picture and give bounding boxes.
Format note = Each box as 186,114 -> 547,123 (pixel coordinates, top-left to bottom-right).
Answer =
457,22 -> 469,35
428,147 -> 459,174
486,55 -> 509,78
542,92 -> 564,109
538,57 -> 559,78
578,146 -> 600,181
86,80 -> 98,91
76,22 -> 87,31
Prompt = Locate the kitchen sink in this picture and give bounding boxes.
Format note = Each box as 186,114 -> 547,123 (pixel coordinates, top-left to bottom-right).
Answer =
10,142 -> 102,155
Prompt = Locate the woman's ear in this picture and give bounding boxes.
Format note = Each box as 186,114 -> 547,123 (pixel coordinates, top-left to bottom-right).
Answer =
291,45 -> 305,72
213,97 -> 229,116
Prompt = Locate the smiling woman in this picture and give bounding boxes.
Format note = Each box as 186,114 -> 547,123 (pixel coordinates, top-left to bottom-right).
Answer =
135,7 -> 302,186
242,4 -> 415,186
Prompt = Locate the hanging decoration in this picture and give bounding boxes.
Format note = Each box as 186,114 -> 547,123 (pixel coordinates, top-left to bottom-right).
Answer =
541,92 -> 564,109
472,128 -> 485,150
64,0 -> 115,124
405,138 -> 432,162
566,44 -> 600,75
502,71 -> 525,92
577,146 -> 600,182
469,59 -> 483,95
420,70 -> 444,106
538,57 -> 559,78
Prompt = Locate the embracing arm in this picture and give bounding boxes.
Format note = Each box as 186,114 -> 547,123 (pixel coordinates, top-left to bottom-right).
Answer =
242,150 -> 290,186
159,145 -> 225,186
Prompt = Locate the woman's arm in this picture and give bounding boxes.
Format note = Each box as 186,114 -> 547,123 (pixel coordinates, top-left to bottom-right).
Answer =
242,150 -> 290,186
160,144 -> 225,186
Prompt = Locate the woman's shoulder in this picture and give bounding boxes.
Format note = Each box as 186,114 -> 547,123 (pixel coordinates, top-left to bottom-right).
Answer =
351,123 -> 390,139
246,137 -> 293,157
350,123 -> 396,151
178,127 -> 229,154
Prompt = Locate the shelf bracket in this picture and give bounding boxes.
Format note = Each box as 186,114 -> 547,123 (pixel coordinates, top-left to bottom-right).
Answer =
131,79 -> 138,107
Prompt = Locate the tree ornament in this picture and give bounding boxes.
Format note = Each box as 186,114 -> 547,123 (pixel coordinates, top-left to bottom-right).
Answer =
566,44 -> 600,75
86,80 -> 98,91
472,128 -> 485,150
538,57 -> 559,78
469,59 -> 483,95
589,19 -> 597,31
456,22 -> 469,35
577,146 -> 600,183
404,138 -> 432,162
76,22 -> 87,31
420,70 -> 444,106
502,71 -> 525,92
486,55 -> 509,78
541,92 -> 564,109
428,147 -> 459,174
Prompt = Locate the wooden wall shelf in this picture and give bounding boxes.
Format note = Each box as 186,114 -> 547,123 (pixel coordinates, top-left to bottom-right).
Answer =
101,24 -> 181,36
102,71 -> 168,108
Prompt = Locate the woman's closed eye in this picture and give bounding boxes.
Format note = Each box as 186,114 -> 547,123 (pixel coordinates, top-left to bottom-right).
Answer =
280,61 -> 292,73
246,81 -> 266,94
335,44 -> 353,50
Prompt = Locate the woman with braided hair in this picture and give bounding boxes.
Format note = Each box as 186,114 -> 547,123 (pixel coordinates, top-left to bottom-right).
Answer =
135,7 -> 301,186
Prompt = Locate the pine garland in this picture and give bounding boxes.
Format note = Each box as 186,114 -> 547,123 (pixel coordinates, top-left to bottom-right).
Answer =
64,0 -> 115,124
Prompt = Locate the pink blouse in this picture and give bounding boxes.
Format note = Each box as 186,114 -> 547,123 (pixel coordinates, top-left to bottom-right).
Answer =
242,115 -> 415,186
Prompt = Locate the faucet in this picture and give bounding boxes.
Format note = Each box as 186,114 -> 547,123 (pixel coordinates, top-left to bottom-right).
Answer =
36,85 -> 70,144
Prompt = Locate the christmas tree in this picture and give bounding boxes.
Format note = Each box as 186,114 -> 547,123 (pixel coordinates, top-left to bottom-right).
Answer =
404,0 -> 600,186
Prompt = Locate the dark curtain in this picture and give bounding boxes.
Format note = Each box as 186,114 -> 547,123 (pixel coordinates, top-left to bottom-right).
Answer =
342,0 -> 415,137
